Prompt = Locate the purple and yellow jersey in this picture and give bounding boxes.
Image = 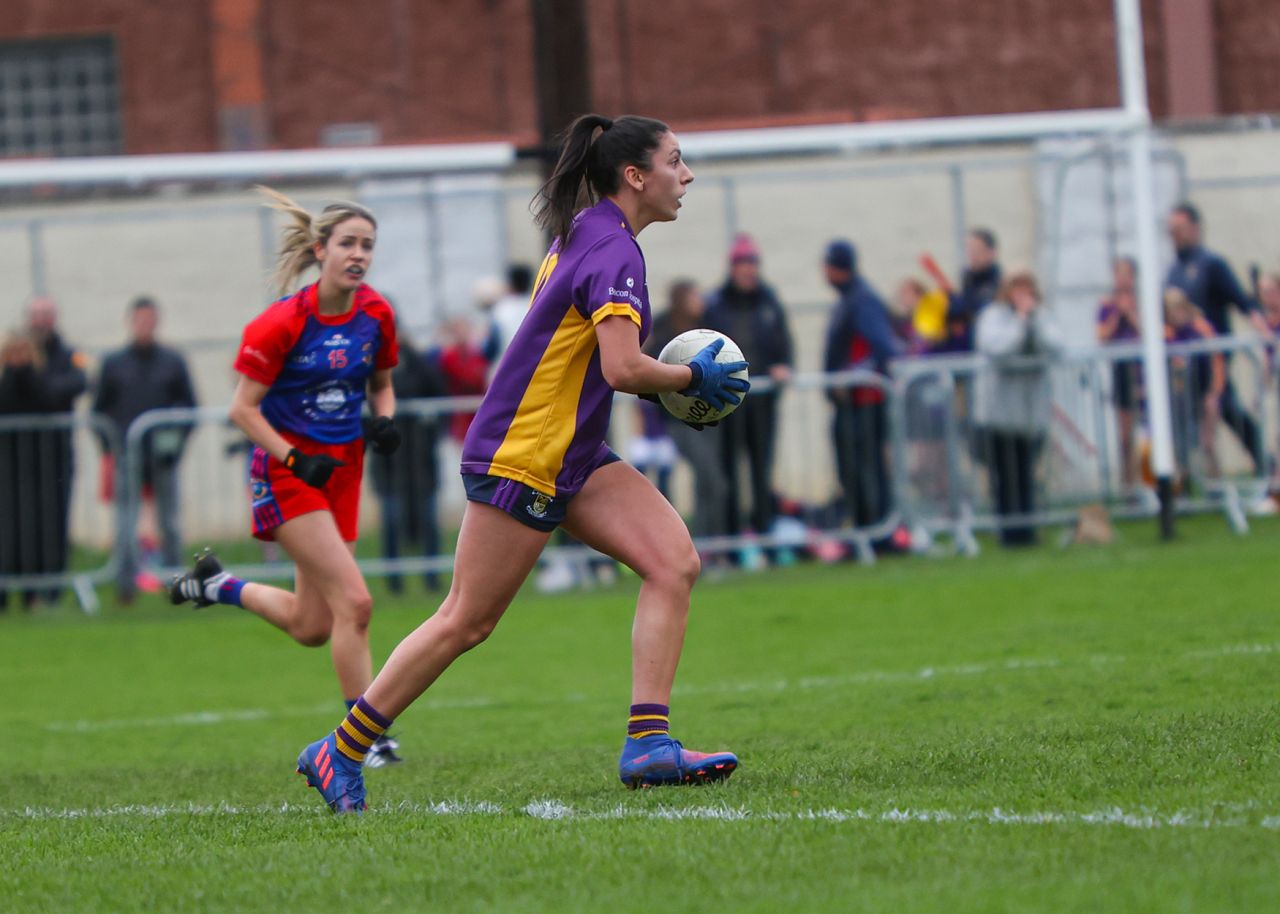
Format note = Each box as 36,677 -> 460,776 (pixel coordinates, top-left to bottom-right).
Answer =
461,198 -> 651,496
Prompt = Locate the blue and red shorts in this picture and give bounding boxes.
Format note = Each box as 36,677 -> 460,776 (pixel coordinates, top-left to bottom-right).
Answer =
249,432 -> 365,542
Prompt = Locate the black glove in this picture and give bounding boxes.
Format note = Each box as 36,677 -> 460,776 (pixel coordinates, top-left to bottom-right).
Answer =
367,415 -> 402,455
285,448 -> 344,489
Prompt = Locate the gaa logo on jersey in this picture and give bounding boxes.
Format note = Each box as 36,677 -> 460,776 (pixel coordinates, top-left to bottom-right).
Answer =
314,383 -> 348,413
526,492 -> 553,519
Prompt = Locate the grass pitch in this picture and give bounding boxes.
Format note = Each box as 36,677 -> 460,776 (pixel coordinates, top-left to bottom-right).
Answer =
3,515 -> 1280,912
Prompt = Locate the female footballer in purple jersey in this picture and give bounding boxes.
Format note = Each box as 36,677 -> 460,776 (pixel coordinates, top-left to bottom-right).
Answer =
295,114 -> 750,812
169,188 -> 405,767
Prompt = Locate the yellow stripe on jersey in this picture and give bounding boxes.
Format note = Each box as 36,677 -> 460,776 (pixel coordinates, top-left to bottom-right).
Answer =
487,304 -> 600,494
591,301 -> 642,329
531,252 -> 559,299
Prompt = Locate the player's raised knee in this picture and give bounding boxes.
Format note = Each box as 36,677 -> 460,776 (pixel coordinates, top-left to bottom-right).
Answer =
291,622 -> 331,648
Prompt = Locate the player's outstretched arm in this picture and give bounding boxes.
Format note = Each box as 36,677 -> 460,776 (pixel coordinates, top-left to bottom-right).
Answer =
596,314 -> 693,394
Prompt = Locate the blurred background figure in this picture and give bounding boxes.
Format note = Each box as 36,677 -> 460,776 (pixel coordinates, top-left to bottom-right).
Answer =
483,263 -> 535,370
973,271 -> 1063,547
822,239 -> 900,545
93,296 -> 198,602
368,320 -> 448,594
0,298 -> 88,609
1162,287 -> 1224,488
645,279 -> 729,548
705,233 -> 794,557
1097,257 -> 1144,494
627,398 -> 676,500
1257,272 -> 1280,504
944,228 -> 1003,352
1165,202 -> 1270,475
893,277 -> 950,506
439,313 -> 489,444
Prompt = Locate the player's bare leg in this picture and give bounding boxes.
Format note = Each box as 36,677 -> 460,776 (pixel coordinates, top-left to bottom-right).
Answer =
563,460 -> 737,788
271,511 -> 373,698
564,460 -> 697,704
360,502 -> 551,718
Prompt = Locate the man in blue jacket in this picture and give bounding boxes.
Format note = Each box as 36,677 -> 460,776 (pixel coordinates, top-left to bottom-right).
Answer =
1165,202 -> 1273,473
705,233 -> 794,547
823,239 -> 901,537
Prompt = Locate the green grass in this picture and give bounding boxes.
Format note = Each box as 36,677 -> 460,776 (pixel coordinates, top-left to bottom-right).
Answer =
4,514 -> 1280,913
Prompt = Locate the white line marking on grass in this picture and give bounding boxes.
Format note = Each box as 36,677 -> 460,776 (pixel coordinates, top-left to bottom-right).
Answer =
1185,642 -> 1280,658
43,695 -> 500,734
36,638 -> 1277,735
7,799 -> 1278,831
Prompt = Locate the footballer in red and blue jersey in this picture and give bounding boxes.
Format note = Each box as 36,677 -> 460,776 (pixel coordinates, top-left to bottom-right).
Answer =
233,282 -> 398,541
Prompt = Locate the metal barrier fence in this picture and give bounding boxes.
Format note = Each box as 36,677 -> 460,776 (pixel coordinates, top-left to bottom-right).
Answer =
890,335 -> 1272,552
0,412 -> 121,613
2,338 -> 1272,611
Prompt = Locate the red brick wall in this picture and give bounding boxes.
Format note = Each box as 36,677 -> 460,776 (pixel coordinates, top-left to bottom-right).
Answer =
2,0 -> 217,154
258,0 -> 538,148
5,1 -> 1278,156
1215,0 -> 1280,114
590,0 -> 1169,125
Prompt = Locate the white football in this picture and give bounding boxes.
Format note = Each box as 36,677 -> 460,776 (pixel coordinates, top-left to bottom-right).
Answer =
656,329 -> 750,424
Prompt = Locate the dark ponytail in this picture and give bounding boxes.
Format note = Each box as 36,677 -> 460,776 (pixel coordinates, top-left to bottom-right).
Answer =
533,113 -> 670,245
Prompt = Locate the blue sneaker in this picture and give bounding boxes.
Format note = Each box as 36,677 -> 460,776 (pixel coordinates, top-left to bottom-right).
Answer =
296,733 -> 367,813
618,734 -> 739,789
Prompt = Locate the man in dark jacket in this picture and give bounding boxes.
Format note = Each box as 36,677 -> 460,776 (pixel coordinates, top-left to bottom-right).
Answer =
945,228 -> 1002,352
823,239 -> 901,536
704,233 -> 794,544
1165,202 -> 1272,472
0,297 -> 88,608
93,296 -> 197,600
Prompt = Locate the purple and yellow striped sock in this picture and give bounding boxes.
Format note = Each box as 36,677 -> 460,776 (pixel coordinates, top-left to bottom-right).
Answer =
334,696 -> 392,763
627,703 -> 670,740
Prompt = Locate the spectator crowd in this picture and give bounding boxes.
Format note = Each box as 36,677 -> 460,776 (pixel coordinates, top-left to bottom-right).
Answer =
4,200 -> 1279,607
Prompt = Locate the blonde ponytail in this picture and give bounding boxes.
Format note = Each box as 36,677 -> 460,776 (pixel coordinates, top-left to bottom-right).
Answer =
256,185 -> 378,296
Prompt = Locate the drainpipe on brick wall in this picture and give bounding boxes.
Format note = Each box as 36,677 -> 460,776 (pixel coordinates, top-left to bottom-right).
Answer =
212,0 -> 269,150
1160,0 -> 1220,119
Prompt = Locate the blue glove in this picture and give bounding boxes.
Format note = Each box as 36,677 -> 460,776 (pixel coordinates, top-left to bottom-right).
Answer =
681,338 -> 750,411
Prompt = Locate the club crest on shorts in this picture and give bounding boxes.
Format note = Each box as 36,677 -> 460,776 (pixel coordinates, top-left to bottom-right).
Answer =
526,491 -> 553,519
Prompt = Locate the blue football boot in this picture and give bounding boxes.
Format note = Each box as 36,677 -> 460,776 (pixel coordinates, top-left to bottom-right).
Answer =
296,733 -> 367,814
618,734 -> 739,789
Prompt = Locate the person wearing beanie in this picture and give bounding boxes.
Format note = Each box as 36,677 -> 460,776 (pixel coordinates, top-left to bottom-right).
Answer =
704,233 -> 794,552
822,238 -> 901,544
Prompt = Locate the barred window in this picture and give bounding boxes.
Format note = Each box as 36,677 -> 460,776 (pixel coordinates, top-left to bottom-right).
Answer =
0,36 -> 122,158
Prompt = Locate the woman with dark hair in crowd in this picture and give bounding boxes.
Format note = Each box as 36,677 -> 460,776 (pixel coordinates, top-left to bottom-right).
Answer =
295,114 -> 749,813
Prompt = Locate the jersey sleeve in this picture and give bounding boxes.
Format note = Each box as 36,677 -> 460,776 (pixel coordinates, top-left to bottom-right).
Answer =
372,299 -> 399,370
233,302 -> 299,385
573,235 -> 646,330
